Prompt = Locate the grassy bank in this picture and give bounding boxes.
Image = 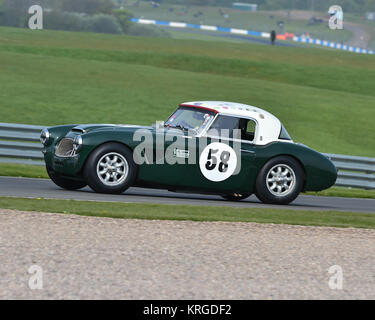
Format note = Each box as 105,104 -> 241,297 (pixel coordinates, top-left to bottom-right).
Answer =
0,27 -> 374,157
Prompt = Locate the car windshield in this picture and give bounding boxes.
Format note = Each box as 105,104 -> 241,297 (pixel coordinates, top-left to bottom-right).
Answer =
165,106 -> 216,134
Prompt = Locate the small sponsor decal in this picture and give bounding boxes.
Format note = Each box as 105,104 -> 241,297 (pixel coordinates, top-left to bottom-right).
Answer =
173,148 -> 190,158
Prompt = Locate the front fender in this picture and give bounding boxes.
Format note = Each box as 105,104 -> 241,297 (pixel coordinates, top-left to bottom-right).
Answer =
74,129 -> 139,174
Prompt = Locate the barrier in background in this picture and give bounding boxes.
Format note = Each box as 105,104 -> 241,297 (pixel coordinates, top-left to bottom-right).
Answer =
0,123 -> 374,189
130,18 -> 375,55
0,122 -> 44,166
324,153 -> 375,189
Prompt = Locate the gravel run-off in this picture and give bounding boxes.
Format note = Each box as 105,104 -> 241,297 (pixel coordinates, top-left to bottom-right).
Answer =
0,209 -> 374,299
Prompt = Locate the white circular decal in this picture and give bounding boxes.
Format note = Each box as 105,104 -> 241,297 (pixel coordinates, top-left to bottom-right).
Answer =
199,142 -> 238,182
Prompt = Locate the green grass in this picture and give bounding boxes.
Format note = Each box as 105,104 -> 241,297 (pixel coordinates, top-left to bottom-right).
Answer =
166,28 -> 245,43
0,27 -> 374,158
304,187 -> 375,199
0,163 -> 48,178
0,197 -> 374,229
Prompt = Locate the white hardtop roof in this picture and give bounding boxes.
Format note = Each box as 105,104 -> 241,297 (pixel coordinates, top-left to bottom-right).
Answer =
180,101 -> 285,145
180,101 -> 279,122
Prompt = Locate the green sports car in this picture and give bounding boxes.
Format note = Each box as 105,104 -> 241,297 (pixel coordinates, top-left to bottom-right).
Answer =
40,101 -> 337,204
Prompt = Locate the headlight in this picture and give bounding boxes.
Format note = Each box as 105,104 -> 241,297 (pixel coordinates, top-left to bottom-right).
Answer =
73,135 -> 83,154
40,128 -> 50,146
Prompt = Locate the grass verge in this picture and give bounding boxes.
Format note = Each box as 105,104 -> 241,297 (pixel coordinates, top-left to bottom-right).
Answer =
0,163 -> 48,179
304,187 -> 375,199
0,197 -> 374,229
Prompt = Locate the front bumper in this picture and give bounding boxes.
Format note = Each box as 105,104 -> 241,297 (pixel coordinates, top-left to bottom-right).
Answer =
44,151 -> 82,177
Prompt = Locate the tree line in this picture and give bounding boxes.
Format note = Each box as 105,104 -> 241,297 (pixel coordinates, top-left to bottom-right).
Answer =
0,0 -> 170,37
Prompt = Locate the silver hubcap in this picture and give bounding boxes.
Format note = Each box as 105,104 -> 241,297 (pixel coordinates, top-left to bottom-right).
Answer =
266,164 -> 296,196
96,152 -> 129,186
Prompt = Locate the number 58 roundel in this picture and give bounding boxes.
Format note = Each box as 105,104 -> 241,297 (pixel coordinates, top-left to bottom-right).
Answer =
199,142 -> 238,182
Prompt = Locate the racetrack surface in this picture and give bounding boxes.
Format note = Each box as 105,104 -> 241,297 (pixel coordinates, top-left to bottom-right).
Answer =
1,209 -> 374,299
0,177 -> 374,213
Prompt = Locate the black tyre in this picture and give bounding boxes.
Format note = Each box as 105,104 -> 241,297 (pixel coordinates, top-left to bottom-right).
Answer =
83,143 -> 137,194
221,193 -> 251,201
46,167 -> 87,190
255,156 -> 304,205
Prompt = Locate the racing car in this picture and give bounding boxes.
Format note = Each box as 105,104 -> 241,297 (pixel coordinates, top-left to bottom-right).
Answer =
40,101 -> 337,204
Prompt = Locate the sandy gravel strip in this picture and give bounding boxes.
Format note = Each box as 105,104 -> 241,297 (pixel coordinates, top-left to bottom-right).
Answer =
0,209 -> 374,299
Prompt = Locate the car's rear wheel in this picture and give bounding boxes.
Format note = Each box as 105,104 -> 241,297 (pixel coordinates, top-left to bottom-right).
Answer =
46,167 -> 87,190
255,156 -> 304,205
221,193 -> 251,201
83,143 -> 137,194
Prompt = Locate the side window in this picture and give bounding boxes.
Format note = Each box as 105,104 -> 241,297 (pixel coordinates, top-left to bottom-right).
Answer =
241,119 -> 256,142
207,115 -> 257,142
279,125 -> 292,140
207,115 -> 241,139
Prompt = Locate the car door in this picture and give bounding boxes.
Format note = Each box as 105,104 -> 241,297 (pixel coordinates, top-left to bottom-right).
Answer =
136,115 -> 259,194
148,115 -> 259,194
187,115 -> 259,193
136,127 -> 194,187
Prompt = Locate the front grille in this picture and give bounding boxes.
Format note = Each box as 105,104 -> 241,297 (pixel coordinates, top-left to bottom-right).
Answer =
55,138 -> 74,157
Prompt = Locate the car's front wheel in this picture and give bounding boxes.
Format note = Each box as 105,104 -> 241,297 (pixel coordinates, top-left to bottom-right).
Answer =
47,167 -> 87,190
255,156 -> 304,205
83,143 -> 137,194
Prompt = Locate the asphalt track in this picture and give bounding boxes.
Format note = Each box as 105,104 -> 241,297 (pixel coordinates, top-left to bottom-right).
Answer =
0,176 -> 374,213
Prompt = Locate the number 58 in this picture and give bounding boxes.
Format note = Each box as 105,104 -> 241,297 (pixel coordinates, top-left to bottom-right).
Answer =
205,149 -> 231,173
